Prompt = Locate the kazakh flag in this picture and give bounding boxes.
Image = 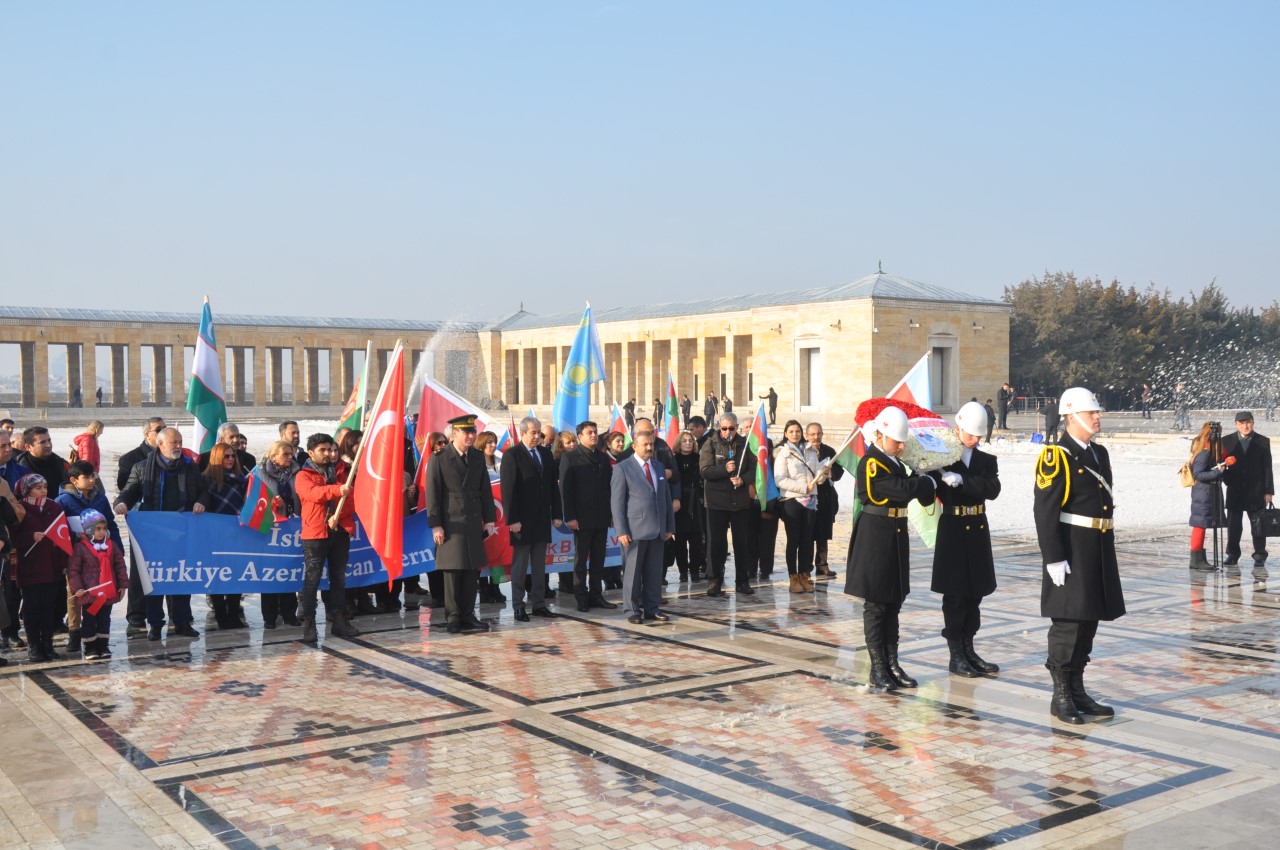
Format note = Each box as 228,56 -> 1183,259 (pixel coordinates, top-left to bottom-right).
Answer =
186,297 -> 227,454
551,303 -> 606,433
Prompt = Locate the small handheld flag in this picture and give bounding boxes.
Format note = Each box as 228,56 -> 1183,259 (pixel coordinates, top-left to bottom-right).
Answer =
239,469 -> 278,535
745,403 -> 779,510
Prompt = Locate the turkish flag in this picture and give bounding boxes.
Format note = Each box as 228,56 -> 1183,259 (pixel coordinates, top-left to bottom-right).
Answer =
47,512 -> 75,557
483,476 -> 513,577
413,376 -> 489,510
354,344 -> 407,586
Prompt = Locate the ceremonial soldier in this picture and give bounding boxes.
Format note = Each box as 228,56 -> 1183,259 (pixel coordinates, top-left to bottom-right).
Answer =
929,402 -> 1001,678
1033,387 -> 1125,723
426,415 -> 497,634
844,406 -> 936,691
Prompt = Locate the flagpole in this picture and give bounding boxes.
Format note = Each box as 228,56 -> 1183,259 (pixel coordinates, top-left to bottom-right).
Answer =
23,514 -> 63,558
331,339 -> 403,523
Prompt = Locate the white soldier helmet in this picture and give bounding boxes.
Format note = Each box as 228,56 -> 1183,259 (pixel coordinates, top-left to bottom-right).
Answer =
862,405 -> 910,444
1059,387 -> 1101,416
955,401 -> 988,438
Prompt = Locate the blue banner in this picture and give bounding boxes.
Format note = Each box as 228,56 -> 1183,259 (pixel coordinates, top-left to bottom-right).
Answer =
125,512 -> 621,595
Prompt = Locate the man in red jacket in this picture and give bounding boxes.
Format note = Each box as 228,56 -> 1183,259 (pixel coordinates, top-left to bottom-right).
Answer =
295,433 -> 359,643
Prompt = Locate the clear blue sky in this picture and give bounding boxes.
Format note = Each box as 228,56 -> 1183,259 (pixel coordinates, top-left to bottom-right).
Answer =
2,1 -> 1276,325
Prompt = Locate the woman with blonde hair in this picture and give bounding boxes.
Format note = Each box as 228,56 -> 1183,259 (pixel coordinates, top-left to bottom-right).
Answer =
202,444 -> 247,629
1188,422 -> 1230,570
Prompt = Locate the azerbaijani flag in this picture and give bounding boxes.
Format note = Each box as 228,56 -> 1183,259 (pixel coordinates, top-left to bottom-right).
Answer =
886,352 -> 932,409
186,297 -> 227,454
336,340 -> 371,434
495,413 -> 518,454
746,403 -> 779,511
662,373 -> 679,445
608,403 -> 632,449
239,469 -> 277,535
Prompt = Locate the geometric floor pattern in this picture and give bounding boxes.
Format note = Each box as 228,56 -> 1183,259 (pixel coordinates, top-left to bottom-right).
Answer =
2,528 -> 1280,849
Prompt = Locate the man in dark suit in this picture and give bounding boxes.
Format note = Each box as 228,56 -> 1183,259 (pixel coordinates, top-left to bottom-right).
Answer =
559,421 -> 616,612
611,432 -> 677,624
500,416 -> 561,621
681,394 -> 692,428
426,415 -> 497,634
997,383 -> 1014,430
1221,410 -> 1274,568
1033,387 -> 1125,724
115,416 -> 165,637
806,422 -> 844,578
197,422 -> 256,471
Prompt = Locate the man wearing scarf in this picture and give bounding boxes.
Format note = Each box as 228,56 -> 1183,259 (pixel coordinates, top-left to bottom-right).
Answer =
114,428 -> 208,641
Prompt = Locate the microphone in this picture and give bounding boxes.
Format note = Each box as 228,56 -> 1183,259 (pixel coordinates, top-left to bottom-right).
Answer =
1224,456 -> 1237,466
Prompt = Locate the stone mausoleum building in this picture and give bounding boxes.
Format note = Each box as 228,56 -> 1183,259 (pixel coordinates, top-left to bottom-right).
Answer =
1,271 -> 1008,422
480,271 -> 1009,419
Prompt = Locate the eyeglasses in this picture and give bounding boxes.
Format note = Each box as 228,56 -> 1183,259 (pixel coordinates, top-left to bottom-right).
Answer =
719,426 -> 735,432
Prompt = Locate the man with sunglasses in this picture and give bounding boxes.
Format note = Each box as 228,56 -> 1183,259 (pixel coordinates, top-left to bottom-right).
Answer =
698,414 -> 757,598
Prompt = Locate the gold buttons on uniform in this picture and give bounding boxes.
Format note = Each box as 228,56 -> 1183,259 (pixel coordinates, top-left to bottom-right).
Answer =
965,525 -> 971,531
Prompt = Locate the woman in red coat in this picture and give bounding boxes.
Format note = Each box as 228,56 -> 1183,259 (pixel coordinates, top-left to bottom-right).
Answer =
12,474 -> 69,662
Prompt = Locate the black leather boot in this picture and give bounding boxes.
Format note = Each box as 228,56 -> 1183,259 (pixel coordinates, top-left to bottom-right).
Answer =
1189,550 -> 1213,571
947,639 -> 982,678
885,643 -> 918,688
1048,665 -> 1085,724
575,592 -> 590,613
66,630 -> 81,655
706,580 -> 726,598
963,636 -> 999,674
330,611 -> 361,638
300,616 -> 318,644
867,644 -> 897,691
1069,668 -> 1114,716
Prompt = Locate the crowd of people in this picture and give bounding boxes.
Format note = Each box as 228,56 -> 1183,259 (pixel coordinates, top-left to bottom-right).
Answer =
1,387 -> 1187,726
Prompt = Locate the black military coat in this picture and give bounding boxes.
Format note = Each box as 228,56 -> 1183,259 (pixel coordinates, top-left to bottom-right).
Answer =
426,445 -> 497,571
843,444 -> 936,605
499,443 -> 560,545
929,448 -> 1000,597
1033,437 -> 1126,621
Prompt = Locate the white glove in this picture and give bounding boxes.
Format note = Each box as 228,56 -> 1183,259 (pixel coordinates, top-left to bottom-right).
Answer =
1046,560 -> 1071,587
940,471 -> 962,488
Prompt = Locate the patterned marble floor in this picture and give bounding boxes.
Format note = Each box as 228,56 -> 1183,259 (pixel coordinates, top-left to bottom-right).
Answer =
2,529 -> 1279,850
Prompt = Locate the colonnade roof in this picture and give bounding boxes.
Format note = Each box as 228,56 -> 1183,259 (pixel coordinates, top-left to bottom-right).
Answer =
0,306 -> 483,332
487,271 -> 1006,332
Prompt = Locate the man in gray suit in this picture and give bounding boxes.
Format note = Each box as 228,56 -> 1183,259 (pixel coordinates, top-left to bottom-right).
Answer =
611,432 -> 677,624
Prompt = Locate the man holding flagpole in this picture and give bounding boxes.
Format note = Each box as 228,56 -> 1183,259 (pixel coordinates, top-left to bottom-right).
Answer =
296,433 -> 360,643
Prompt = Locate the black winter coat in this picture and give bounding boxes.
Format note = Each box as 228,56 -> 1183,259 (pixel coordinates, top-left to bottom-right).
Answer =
499,443 -> 560,545
558,445 -> 613,530
1188,449 -> 1224,529
426,446 -> 496,571
929,448 -> 1000,597
1033,438 -> 1125,621
813,442 -> 844,542
1221,432 -> 1274,511
115,453 -> 209,513
117,442 -> 154,492
699,433 -> 756,513
843,445 -> 936,605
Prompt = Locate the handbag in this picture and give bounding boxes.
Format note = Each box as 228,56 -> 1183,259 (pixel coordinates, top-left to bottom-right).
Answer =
1251,505 -> 1280,538
1178,462 -> 1194,488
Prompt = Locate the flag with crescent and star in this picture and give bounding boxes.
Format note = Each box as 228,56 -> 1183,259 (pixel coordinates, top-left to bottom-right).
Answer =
355,342 -> 407,585
46,511 -> 75,557
239,468 -> 277,535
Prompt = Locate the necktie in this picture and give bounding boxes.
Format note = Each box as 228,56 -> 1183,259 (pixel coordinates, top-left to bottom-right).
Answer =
531,446 -> 542,471
643,461 -> 654,490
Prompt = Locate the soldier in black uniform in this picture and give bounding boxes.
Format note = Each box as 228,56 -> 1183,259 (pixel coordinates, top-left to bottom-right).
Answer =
929,402 -> 1001,678
426,415 -> 497,634
1033,387 -> 1126,723
844,406 -> 936,691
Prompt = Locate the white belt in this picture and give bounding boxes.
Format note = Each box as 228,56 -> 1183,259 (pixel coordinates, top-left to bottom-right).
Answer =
1060,512 -> 1114,531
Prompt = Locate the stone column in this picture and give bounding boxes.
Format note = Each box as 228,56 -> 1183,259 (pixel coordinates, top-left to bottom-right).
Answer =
19,342 -> 49,408
304,348 -> 321,404
66,344 -> 83,407
292,345 -> 305,405
251,347 -> 266,406
111,344 -> 127,406
127,342 -> 143,408
230,347 -> 248,404
330,348 -> 346,405
267,348 -> 284,404
171,344 -> 186,407
82,344 -> 97,409
724,335 -> 736,407
152,346 -> 169,406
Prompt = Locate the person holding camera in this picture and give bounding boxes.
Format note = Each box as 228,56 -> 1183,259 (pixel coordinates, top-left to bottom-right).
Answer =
1220,411 -> 1274,569
1187,422 -> 1229,571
